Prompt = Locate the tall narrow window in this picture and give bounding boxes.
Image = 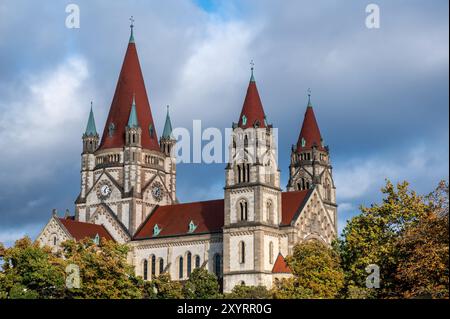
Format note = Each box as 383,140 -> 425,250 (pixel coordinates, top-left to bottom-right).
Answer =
267,201 -> 273,223
246,164 -> 250,182
195,255 -> 201,269
143,260 -> 148,280
239,200 -> 248,221
214,254 -> 221,277
151,255 -> 156,276
159,258 -> 164,274
239,241 -> 245,264
238,165 -> 242,183
53,236 -> 57,246
269,242 -> 274,264
242,164 -> 246,182
187,252 -> 192,277
179,257 -> 184,279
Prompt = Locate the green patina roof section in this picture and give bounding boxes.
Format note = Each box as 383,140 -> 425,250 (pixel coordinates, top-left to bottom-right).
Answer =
127,95 -> 139,127
85,102 -> 97,136
250,67 -> 255,82
162,105 -> 173,138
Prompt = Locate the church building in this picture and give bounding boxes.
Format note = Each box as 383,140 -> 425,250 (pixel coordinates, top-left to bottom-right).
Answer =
37,23 -> 337,292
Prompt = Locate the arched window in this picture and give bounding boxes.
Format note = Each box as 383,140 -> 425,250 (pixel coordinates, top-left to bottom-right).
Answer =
179,257 -> 184,279
159,258 -> 164,274
246,164 -> 250,182
269,242 -> 274,264
237,165 -> 242,183
143,260 -> 148,280
187,252 -> 192,277
238,241 -> 245,264
239,200 -> 248,221
195,255 -> 201,269
214,254 -> 221,277
151,255 -> 156,276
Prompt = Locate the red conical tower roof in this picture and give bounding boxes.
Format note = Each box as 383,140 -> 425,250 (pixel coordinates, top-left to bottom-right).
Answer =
237,67 -> 267,129
296,95 -> 325,152
98,25 -> 159,151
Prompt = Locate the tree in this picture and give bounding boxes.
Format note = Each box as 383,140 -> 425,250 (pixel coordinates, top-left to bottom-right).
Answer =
226,284 -> 272,299
278,240 -> 344,299
151,273 -> 184,299
393,182 -> 449,298
183,268 -> 221,299
338,180 -> 448,298
61,238 -> 142,299
271,278 -> 313,299
0,237 -> 66,299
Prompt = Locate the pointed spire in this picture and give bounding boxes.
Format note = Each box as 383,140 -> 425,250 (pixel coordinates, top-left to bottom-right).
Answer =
162,105 -> 173,139
127,94 -> 139,127
99,22 -> 160,151
296,91 -> 325,152
85,101 -> 97,136
129,16 -> 135,43
238,62 -> 266,129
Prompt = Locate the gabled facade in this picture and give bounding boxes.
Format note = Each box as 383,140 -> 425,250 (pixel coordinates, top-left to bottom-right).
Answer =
37,24 -> 337,293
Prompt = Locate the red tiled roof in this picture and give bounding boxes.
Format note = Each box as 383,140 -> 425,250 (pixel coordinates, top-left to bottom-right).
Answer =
296,106 -> 325,152
238,80 -> 267,129
134,190 -> 311,239
134,199 -> 224,239
280,190 -> 311,226
58,218 -> 114,241
272,253 -> 292,273
98,38 -> 160,151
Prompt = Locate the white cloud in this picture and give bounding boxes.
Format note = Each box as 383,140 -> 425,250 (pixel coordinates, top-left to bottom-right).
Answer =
0,55 -> 92,187
335,143 -> 449,202
0,223 -> 42,248
173,20 -> 257,124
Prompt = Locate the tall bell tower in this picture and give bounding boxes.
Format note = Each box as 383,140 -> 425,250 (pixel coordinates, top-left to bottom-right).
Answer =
223,66 -> 282,292
287,92 -> 337,232
75,20 -> 176,237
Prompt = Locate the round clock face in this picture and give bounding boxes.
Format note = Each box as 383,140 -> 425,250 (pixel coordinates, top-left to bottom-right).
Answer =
101,185 -> 111,197
151,183 -> 163,201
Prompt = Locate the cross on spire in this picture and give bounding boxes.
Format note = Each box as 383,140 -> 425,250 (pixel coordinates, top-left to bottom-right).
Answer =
250,59 -> 255,82
129,16 -> 135,43
307,88 -> 312,107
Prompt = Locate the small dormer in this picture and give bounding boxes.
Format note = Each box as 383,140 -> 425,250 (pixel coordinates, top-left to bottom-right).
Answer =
188,220 -> 197,233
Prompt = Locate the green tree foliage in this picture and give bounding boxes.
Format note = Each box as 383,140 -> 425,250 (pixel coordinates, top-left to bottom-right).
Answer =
273,241 -> 344,299
271,278 -> 313,299
61,238 -> 142,299
151,273 -> 184,299
0,237 -> 66,299
225,285 -> 272,299
338,180 -> 449,298
183,268 -> 221,299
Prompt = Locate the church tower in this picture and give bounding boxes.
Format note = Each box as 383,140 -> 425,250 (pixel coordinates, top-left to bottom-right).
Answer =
80,102 -> 99,199
75,20 -> 176,238
287,93 -> 337,232
223,66 -> 282,292
159,106 -> 177,202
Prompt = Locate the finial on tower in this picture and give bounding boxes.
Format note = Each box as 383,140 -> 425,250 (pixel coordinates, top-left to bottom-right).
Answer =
307,88 -> 312,107
129,16 -> 135,43
250,59 -> 255,82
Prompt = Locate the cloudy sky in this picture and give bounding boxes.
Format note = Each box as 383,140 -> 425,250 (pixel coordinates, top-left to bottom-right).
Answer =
0,0 -> 448,246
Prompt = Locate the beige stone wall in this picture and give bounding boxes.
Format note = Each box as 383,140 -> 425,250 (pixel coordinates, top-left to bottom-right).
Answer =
36,217 -> 71,253
130,233 -> 223,281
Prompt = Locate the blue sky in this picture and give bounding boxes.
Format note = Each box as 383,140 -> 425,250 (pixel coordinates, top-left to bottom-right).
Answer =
0,0 -> 448,247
